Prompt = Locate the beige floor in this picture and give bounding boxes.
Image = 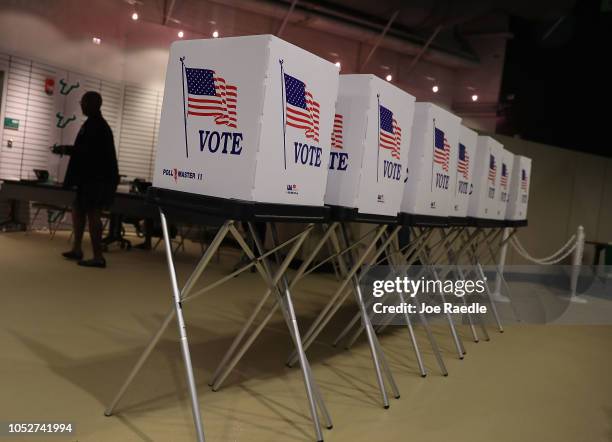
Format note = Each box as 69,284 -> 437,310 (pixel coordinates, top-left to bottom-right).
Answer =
1,231 -> 611,442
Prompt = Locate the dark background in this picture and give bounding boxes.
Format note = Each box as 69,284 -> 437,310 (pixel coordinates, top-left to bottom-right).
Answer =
498,0 -> 612,157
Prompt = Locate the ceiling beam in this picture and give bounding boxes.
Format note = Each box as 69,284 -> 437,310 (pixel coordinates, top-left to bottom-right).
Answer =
359,10 -> 399,72
404,25 -> 442,76
277,0 -> 299,37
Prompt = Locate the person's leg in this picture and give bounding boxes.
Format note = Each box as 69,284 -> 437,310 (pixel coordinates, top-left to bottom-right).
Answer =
136,218 -> 153,250
63,205 -> 86,260
71,206 -> 86,253
87,208 -> 104,261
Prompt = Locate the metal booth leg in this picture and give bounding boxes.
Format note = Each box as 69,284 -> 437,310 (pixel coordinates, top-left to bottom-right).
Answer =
415,227 -> 465,360
209,223 -> 338,392
159,208 -> 205,442
252,222 -> 328,441
380,227 -> 449,376
337,223 -> 400,406
104,214 -> 232,442
461,228 -> 503,333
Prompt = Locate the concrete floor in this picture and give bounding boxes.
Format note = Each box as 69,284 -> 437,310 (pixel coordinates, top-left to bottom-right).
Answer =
1,231 -> 611,442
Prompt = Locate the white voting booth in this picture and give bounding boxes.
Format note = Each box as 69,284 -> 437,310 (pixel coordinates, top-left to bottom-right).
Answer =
153,35 -> 339,206
450,125 -> 477,218
506,155 -> 532,220
467,136 -> 504,219
324,74 -> 415,217
401,102 -> 461,218
496,149 -> 514,219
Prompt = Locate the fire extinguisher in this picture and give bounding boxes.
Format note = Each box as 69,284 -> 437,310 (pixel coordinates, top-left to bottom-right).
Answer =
44,78 -> 55,96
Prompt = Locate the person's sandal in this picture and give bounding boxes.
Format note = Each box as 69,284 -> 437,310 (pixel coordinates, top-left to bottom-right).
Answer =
77,258 -> 107,268
62,251 -> 83,261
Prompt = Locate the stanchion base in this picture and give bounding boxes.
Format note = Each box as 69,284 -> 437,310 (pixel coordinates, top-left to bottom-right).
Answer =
564,295 -> 589,304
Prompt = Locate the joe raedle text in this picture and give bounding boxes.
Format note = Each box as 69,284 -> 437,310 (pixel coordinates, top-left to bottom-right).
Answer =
372,302 -> 488,315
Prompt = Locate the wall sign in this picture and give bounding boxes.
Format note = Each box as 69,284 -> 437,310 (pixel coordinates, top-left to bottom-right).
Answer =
3,117 -> 19,130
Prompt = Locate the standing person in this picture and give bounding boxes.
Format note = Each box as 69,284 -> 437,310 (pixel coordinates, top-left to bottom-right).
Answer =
52,91 -> 119,268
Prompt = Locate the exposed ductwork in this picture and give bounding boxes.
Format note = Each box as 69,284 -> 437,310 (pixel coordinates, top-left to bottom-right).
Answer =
203,0 -> 481,69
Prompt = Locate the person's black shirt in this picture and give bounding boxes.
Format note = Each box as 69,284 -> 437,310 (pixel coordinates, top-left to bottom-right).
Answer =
64,113 -> 119,193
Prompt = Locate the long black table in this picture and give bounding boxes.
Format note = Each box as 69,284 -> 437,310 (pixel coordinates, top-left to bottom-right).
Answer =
0,180 -> 158,226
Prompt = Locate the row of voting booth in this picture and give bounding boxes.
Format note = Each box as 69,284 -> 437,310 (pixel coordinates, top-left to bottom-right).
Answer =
106,35 -> 532,442
154,35 -> 531,224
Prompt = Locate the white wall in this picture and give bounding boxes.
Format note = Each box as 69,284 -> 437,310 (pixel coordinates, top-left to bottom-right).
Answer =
493,134 -> 612,265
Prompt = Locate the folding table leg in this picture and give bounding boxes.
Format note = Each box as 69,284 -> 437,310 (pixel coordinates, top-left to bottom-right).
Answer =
338,224 -> 400,406
287,225 -> 388,365
455,228 -> 491,340
337,228 -> 433,344
209,223 -> 337,391
374,229 -> 448,376
158,209 -> 205,442
415,228 -> 465,360
104,217 -> 232,425
251,223 -> 327,441
267,224 -> 333,432
463,228 -> 504,333
380,234 -> 427,377
440,228 -> 479,343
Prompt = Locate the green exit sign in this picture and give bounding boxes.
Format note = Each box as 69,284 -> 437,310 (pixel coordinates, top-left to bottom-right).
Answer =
3,117 -> 19,130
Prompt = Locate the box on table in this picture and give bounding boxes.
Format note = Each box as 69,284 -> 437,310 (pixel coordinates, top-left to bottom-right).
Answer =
506,155 -> 532,220
324,74 -> 415,217
449,125 -> 477,218
153,35 -> 339,206
496,148 -> 514,219
400,102 -> 461,218
467,136 -> 504,219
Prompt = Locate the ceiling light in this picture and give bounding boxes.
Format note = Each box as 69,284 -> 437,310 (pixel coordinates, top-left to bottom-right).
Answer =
212,30 -> 219,38
471,94 -> 478,102
432,85 -> 439,93
335,61 -> 341,69
131,12 -> 139,20
178,30 -> 184,38
92,37 -> 101,45
385,74 -> 392,82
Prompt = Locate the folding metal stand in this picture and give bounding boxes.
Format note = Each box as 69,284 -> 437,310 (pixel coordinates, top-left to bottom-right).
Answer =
333,220 -> 451,376
104,188 -> 334,442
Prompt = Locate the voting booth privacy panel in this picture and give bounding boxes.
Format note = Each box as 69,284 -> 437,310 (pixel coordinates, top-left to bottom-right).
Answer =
450,125 -> 477,218
467,136 -> 504,219
153,35 -> 339,206
506,155 -> 532,220
324,74 -> 415,217
497,149 -> 514,219
401,102 -> 461,218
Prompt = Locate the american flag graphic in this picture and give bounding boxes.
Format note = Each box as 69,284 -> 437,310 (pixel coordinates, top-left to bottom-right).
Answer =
500,163 -> 508,189
185,67 -> 237,128
284,73 -> 320,142
488,154 -> 497,185
521,169 -> 528,191
433,128 -> 450,172
457,143 -> 469,179
379,105 -> 401,160
331,114 -> 343,149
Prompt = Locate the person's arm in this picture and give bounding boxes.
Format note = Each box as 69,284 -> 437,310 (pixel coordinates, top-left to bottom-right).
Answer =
50,144 -> 75,155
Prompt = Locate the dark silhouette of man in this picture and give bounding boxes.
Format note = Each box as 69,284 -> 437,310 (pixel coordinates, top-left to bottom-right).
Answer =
52,91 -> 119,268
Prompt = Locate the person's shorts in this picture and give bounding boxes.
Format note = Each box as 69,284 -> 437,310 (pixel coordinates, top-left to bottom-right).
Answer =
75,181 -> 115,211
